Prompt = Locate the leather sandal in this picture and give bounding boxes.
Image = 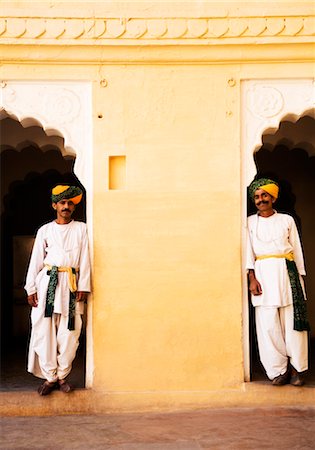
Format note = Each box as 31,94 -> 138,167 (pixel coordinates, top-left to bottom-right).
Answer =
272,367 -> 291,386
38,381 -> 57,396
290,367 -> 305,386
58,379 -> 73,393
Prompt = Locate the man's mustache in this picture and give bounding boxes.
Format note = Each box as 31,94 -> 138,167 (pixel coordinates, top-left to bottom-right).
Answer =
257,200 -> 269,206
62,209 -> 71,212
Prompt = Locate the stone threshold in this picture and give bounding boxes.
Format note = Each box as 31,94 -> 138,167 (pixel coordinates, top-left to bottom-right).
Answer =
1,382 -> 314,417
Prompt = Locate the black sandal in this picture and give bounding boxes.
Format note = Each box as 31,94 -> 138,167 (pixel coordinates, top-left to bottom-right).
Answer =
58,379 -> 73,393
38,380 -> 57,396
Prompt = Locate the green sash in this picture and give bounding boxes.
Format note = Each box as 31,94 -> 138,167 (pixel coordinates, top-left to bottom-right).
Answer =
45,266 -> 76,330
286,259 -> 310,332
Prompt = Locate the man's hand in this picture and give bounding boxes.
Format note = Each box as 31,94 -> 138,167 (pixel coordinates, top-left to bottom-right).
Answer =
249,278 -> 263,296
76,291 -> 88,303
27,293 -> 38,307
248,270 -> 263,296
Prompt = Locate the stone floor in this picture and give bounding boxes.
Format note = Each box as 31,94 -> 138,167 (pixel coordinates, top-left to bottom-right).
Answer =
1,406 -> 315,449
1,338 -> 314,449
1,344 -> 315,450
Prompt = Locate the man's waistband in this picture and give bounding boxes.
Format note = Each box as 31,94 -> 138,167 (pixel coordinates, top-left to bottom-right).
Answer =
45,265 -> 79,293
255,252 -> 294,261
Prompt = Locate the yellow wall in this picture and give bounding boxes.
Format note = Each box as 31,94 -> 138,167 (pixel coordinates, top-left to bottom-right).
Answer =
1,1 -> 314,411
92,63 -> 243,392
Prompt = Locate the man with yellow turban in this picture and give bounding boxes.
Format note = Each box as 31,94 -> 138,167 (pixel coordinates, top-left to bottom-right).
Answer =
25,185 -> 91,395
246,178 -> 309,386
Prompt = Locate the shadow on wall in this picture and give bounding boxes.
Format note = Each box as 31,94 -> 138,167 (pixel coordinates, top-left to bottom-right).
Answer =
247,144 -> 315,382
1,132 -> 87,391
1,145 -> 85,345
250,144 -> 315,320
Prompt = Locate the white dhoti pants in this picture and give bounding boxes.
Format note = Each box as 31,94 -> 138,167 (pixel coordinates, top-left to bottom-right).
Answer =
28,312 -> 82,383
255,304 -> 308,380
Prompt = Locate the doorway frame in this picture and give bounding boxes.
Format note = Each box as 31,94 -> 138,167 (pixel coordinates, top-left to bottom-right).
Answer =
241,78 -> 315,381
0,80 -> 94,387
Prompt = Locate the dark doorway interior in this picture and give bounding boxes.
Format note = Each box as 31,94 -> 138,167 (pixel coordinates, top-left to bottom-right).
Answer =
248,115 -> 315,385
1,119 -> 87,391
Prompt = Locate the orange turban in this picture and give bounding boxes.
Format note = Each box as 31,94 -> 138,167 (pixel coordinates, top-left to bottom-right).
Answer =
51,185 -> 83,204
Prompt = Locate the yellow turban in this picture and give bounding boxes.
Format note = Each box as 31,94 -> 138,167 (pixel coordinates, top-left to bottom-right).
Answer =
51,185 -> 83,204
249,178 -> 279,201
259,183 -> 279,200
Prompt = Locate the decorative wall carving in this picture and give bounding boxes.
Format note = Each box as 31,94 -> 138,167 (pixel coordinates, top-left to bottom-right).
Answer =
42,88 -> 81,125
242,79 -> 315,185
247,86 -> 284,119
0,16 -> 313,42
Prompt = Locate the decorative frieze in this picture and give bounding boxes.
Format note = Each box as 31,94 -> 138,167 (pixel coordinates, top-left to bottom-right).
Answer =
0,16 -> 313,42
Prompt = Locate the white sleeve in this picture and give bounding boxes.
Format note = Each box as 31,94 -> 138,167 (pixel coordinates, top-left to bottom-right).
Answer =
289,217 -> 306,275
77,225 -> 91,292
246,223 -> 255,270
24,227 -> 46,295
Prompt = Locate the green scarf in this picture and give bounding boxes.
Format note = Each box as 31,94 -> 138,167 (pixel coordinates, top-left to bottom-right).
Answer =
286,259 -> 310,332
45,266 -> 76,331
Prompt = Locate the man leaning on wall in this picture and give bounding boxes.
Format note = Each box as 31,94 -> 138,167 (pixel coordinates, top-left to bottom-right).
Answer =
246,177 -> 310,386
25,185 -> 91,395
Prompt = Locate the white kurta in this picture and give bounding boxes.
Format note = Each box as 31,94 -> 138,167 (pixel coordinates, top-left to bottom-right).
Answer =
25,220 -> 90,315
246,212 -> 306,307
25,220 -> 91,381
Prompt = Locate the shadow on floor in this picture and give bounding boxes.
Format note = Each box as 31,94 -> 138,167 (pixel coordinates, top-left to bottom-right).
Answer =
0,336 -> 85,391
251,336 -> 315,385
1,336 -> 314,391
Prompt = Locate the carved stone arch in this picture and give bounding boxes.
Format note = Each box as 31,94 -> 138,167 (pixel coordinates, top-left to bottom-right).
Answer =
0,80 -> 94,387
0,81 -> 93,190
241,79 -> 315,186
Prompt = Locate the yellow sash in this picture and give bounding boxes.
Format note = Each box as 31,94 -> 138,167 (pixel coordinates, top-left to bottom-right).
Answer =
255,252 -> 294,262
45,265 -> 79,292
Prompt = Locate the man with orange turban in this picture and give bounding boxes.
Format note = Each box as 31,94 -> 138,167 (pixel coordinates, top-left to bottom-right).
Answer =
25,185 -> 91,395
246,178 -> 309,386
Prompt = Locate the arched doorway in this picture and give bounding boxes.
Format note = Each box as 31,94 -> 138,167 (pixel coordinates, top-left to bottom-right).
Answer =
241,79 -> 314,382
0,114 -> 87,390
248,114 -> 315,384
0,80 -> 93,389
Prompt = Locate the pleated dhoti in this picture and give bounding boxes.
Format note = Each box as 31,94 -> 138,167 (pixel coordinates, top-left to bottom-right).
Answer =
255,304 -> 308,380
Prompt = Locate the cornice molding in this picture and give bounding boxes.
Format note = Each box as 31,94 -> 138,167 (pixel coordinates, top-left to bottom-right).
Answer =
0,15 -> 314,43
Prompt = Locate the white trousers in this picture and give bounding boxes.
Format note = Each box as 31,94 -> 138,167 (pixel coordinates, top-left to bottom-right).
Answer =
28,312 -> 82,383
255,304 -> 308,380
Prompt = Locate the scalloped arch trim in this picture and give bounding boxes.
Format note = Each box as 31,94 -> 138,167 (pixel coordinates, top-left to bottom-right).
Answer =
0,81 -> 93,189
242,79 -> 315,185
